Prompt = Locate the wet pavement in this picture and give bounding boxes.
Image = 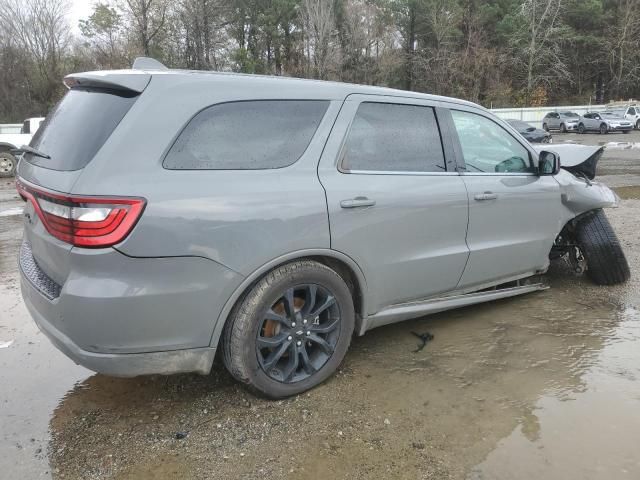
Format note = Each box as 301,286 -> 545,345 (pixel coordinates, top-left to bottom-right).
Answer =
1,131 -> 640,479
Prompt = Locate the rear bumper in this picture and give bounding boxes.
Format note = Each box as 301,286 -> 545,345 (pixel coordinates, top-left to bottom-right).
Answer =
19,240 -> 243,375
22,279 -> 215,376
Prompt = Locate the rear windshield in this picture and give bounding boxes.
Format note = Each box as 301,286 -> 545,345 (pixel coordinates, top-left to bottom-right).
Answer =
25,88 -> 137,171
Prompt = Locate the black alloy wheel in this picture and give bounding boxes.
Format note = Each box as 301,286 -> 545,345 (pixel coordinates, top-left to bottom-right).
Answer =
256,284 -> 341,383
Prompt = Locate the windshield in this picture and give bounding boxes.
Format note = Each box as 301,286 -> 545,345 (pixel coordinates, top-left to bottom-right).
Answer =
26,88 -> 138,171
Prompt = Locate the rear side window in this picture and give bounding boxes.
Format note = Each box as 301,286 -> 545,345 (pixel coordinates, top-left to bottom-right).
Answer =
629,107 -> 636,115
164,100 -> 329,170
341,102 -> 446,172
26,88 -> 137,171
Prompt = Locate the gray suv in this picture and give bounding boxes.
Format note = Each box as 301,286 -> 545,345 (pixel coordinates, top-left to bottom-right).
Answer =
17,59 -> 629,398
542,111 -> 580,132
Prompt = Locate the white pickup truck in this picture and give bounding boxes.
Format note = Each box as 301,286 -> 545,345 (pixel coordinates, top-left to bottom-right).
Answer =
0,117 -> 44,177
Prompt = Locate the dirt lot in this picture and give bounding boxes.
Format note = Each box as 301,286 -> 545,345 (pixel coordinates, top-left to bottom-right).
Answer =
1,131 -> 640,479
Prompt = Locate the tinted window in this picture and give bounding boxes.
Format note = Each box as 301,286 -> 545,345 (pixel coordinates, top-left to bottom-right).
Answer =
629,107 -> 636,115
451,110 -> 532,174
341,103 -> 445,172
26,88 -> 137,171
164,100 -> 328,170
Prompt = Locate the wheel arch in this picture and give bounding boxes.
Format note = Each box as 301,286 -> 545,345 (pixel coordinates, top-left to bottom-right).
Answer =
209,249 -> 368,349
0,142 -> 17,153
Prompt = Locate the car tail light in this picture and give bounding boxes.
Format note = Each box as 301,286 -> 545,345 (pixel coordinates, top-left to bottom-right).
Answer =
16,178 -> 146,248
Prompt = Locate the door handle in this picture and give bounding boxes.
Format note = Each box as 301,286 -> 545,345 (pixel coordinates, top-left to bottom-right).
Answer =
474,192 -> 497,201
340,197 -> 376,209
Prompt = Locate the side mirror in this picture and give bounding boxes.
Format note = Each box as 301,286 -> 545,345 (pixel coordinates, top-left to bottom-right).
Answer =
538,151 -> 560,176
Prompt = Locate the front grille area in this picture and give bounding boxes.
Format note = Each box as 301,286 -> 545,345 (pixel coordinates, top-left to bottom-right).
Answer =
19,241 -> 62,300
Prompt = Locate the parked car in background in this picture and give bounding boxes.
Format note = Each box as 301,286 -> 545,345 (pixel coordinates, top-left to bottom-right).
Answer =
605,105 -> 640,130
542,111 -> 580,133
506,119 -> 552,143
16,58 -> 630,398
0,117 -> 45,177
578,112 -> 633,134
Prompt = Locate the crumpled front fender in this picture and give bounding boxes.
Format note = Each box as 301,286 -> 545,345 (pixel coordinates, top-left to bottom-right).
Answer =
554,168 -> 619,219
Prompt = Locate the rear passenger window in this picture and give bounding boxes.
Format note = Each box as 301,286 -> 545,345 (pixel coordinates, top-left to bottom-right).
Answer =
164,100 -> 329,170
341,102 -> 446,172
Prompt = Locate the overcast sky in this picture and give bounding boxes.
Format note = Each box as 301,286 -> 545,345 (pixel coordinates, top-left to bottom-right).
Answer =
67,0 -> 95,34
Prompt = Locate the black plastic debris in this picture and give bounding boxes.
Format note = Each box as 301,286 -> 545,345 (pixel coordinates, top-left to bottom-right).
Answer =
411,331 -> 434,352
175,431 -> 188,440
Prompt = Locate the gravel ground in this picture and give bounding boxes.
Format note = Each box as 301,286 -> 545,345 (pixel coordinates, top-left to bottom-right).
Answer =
1,130 -> 639,480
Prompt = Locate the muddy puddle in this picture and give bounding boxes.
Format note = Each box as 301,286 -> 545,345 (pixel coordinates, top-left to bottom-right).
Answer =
1,188 -> 640,479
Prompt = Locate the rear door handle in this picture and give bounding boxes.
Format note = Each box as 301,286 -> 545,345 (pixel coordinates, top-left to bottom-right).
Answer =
340,197 -> 376,209
474,192 -> 497,201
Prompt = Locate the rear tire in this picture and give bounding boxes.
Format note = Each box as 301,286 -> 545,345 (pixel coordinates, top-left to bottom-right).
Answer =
636,120 -> 640,130
575,210 -> 630,285
623,130 -> 630,134
221,260 -> 355,398
543,123 -> 549,132
0,151 -> 17,177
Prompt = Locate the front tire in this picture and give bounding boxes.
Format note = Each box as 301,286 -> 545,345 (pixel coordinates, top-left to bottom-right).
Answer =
543,123 -> 549,132
560,123 -> 567,133
599,123 -> 608,134
222,260 -> 355,398
0,151 -> 17,177
575,210 -> 630,285
578,123 -> 585,134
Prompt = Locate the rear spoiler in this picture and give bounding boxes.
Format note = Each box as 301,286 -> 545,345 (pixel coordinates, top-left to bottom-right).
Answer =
63,71 -> 151,93
63,57 -> 168,94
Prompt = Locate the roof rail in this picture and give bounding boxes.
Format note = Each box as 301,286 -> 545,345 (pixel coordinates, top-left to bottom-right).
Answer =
132,57 -> 168,71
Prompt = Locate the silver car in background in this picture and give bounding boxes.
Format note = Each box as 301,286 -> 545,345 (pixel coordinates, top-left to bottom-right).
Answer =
16,58 -> 630,398
577,112 -> 633,134
542,111 -> 580,133
606,105 -> 640,130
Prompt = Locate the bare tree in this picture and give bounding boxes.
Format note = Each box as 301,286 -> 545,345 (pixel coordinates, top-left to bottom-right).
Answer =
122,0 -> 168,55
607,0 -> 640,99
512,0 -> 569,102
177,0 -> 231,70
300,0 -> 334,79
0,0 -> 70,111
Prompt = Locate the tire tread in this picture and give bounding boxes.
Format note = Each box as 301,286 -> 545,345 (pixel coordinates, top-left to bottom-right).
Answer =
575,210 -> 630,285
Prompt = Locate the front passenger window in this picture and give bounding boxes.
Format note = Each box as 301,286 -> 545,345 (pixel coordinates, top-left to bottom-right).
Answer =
451,110 -> 533,174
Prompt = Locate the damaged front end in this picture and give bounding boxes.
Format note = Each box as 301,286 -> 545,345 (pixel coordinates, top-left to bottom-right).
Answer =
533,143 -> 620,216
536,143 -> 622,275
